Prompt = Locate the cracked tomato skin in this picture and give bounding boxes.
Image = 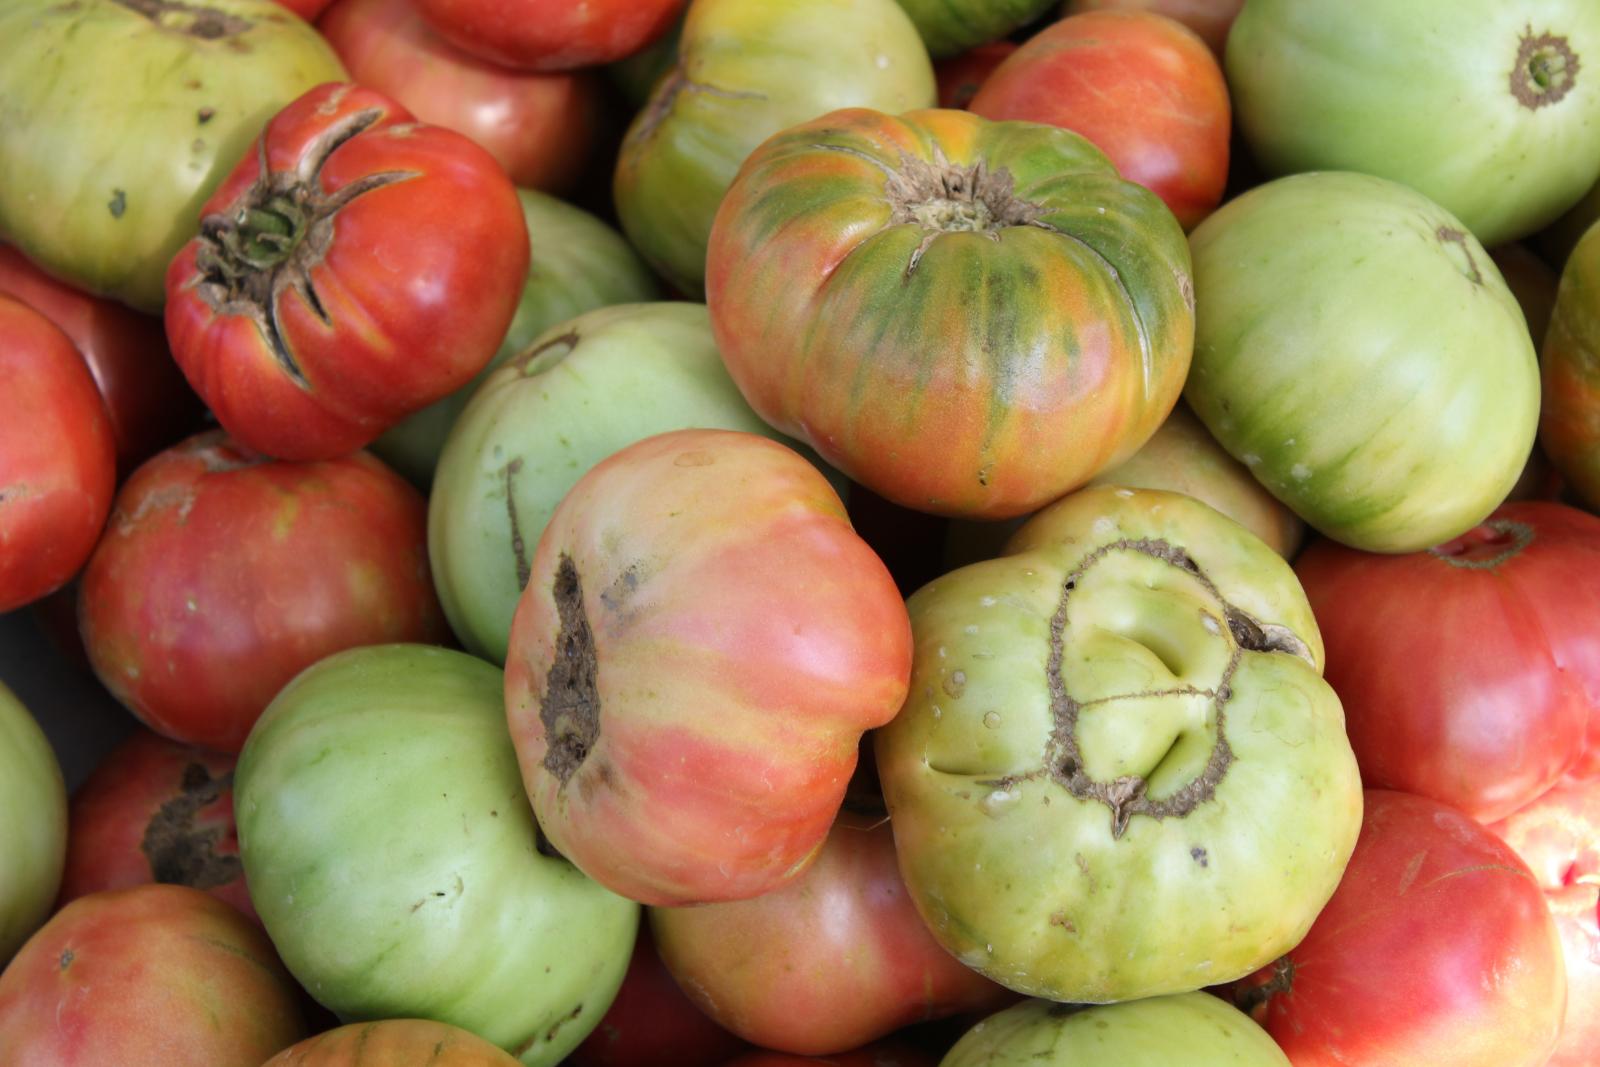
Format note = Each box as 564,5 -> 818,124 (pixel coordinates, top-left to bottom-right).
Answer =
164,81 -> 528,461
57,728 -> 252,924
706,108 -> 1194,519
874,485 -> 1361,1002
78,430 -> 449,753
1228,790 -> 1566,1067
263,1020 -> 524,1066
503,430 -> 913,907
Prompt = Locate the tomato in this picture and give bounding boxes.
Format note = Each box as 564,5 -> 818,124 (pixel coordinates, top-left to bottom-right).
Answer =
1487,781 -> 1600,1067
707,107 -> 1193,519
0,0 -> 345,312
0,296 -> 116,614
78,431 -> 449,753
934,43 -> 1018,109
1541,218 -> 1600,510
970,12 -> 1229,230
569,928 -> 748,1067
237,645 -> 638,1067
1229,790 -> 1566,1067
0,246 -> 201,476
942,995 -> 1288,1066
1062,0 -> 1244,56
614,0 -> 935,297
264,1020 -> 524,1066
0,682 -> 67,963
414,0 -> 684,70
57,728 -> 252,923
1294,502 -> 1600,821
164,82 -> 529,461
876,486 -> 1361,1002
724,1043 -> 937,1067
894,0 -> 1056,57
650,806 -> 1012,1055
1186,172 -> 1538,552
503,430 -> 912,906
0,884 -> 305,1066
429,303 -> 801,666
318,0 -> 605,194
276,0 -> 334,17
1227,0 -> 1600,247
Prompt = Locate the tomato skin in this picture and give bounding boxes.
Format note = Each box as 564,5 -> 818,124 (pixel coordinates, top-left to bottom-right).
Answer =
1295,502 -> 1600,820
0,681 -> 68,963
1230,790 -> 1566,1067
78,430 -> 449,753
413,0 -> 685,70
934,43 -> 1017,109
504,430 -> 912,906
0,296 -> 116,613
1062,0 -> 1244,56
1541,219 -> 1600,510
723,1043 -> 937,1067
970,12 -> 1229,230
263,1020 -> 523,1066
317,0 -> 604,194
650,809 -> 1012,1055
0,246 -> 201,476
0,884 -> 305,1067
164,82 -> 529,462
57,728 -> 253,923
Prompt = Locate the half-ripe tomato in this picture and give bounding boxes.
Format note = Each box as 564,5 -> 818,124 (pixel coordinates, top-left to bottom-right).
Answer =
1542,217 -> 1600,509
414,0 -> 684,71
164,82 -> 528,461
1228,790 -> 1566,1067
263,1020 -> 523,1066
970,11 -> 1229,229
317,0 -> 605,194
0,295 -> 115,613
1294,501 -> 1600,820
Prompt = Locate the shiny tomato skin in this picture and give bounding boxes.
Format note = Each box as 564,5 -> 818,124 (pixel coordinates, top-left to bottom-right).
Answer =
0,246 -> 201,475
1230,790 -> 1566,1067
165,82 -> 528,462
650,808 -> 1012,1055
504,430 -> 913,906
0,295 -> 116,613
1062,0 -> 1244,55
1294,501 -> 1600,820
970,11 -> 1229,229
0,884 -> 305,1066
414,0 -> 684,70
934,43 -> 1017,109
57,728 -> 253,923
1488,781 -> 1600,1067
317,0 -> 604,194
79,431 -> 449,753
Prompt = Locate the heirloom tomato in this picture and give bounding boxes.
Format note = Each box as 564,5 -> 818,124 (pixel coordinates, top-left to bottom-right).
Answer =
894,0 -> 1055,57
263,1020 -> 524,1066
165,82 -> 528,461
1542,218 -> 1600,509
1063,0 -> 1244,56
414,0 -> 684,71
0,682 -> 67,963
707,108 -> 1193,519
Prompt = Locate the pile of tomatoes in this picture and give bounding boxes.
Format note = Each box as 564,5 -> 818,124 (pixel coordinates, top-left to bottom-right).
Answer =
2,0 -> 1599,1065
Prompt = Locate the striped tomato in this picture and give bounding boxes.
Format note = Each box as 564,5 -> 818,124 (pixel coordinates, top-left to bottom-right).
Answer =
706,108 -> 1194,519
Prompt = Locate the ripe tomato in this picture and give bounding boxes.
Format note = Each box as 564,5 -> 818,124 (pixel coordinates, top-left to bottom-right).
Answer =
1295,501 -> 1600,820
164,82 -> 528,461
1062,0 -> 1244,56
413,0 -> 684,70
0,295 -> 116,613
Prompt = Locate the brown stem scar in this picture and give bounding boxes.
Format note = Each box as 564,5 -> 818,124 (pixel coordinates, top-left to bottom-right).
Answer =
1511,29 -> 1579,110
140,762 -> 242,889
541,554 -> 600,786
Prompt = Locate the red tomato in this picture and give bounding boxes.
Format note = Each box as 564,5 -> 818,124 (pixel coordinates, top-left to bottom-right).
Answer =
317,0 -> 605,194
970,11 -> 1230,229
1487,781 -> 1600,1067
1294,501 -> 1600,820
1228,790 -> 1566,1067
934,42 -> 1017,109
164,82 -> 528,462
413,0 -> 685,71
503,430 -> 913,906
650,806 -> 1013,1055
568,927 -> 747,1067
0,884 -> 305,1066
275,0 -> 335,19
57,728 -> 253,924
0,295 -> 115,613
1061,0 -> 1244,56
0,246 -> 200,476
79,430 -> 449,752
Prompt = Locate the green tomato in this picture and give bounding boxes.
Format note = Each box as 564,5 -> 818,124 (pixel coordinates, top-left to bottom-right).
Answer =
893,0 -> 1056,58
0,682 -> 66,963
428,302 -> 805,665
235,645 -> 637,1066
1227,0 -> 1600,247
875,486 -> 1362,1003
943,994 -> 1289,1066
613,0 -> 935,297
1186,171 -> 1539,553
372,189 -> 659,487
0,0 -> 346,312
